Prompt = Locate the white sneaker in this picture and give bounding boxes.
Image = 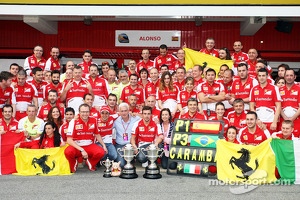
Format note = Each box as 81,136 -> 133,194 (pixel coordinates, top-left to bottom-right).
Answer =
142,162 -> 148,168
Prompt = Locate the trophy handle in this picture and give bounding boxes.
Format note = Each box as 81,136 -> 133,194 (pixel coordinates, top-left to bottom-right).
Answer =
134,148 -> 140,156
140,148 -> 146,156
159,148 -> 164,157
117,148 -> 123,157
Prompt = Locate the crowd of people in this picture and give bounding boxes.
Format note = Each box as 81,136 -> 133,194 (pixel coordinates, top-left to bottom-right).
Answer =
0,38 -> 299,173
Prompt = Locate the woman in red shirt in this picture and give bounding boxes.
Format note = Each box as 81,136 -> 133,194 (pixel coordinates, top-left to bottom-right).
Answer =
39,121 -> 64,148
226,126 -> 240,144
47,106 -> 63,129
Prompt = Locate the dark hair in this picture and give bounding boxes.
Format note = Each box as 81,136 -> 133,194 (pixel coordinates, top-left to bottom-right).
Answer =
159,71 -> 174,92
47,106 -> 63,128
0,71 -> 14,81
258,68 -> 268,75
277,63 -> 290,70
227,126 -> 238,134
275,77 -> 285,85
32,67 -> 43,75
48,89 -> 58,97
65,107 -> 75,114
159,108 -> 172,124
84,49 -> 92,56
206,68 -> 216,76
2,104 -> 13,113
159,44 -> 168,50
187,97 -> 198,104
176,66 -> 186,74
160,64 -> 169,70
285,69 -> 296,76
224,69 -> 234,77
139,68 -> 149,78
219,47 -> 232,60
39,121 -> 61,148
185,77 -> 194,84
51,70 -> 60,76
83,93 -> 93,100
257,59 -> 268,67
89,63 -> 99,71
108,93 -> 117,100
10,63 -> 20,70
215,102 -> 225,110
237,62 -> 248,70
247,111 -> 258,119
142,106 -> 152,113
129,74 -> 138,80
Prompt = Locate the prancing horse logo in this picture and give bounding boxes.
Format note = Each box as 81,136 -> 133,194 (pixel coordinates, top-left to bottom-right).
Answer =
229,148 -> 258,180
32,155 -> 55,175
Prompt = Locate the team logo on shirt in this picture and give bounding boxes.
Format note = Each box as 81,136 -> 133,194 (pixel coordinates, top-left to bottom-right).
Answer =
254,90 -> 259,95
88,124 -> 95,129
245,84 -> 250,89
243,135 -> 248,140
255,136 -> 262,140
24,88 -> 31,93
135,91 -> 140,95
158,60 -> 162,64
264,90 -> 272,95
291,90 -> 298,95
4,91 -> 10,96
43,110 -> 49,115
98,123 -> 105,127
229,118 -> 234,123
76,124 -> 83,129
125,89 -> 129,93
139,127 -> 145,131
9,125 -> 17,130
280,90 -> 285,96
235,85 -> 240,90
96,82 -> 102,86
203,87 -> 208,91
167,58 -> 171,62
0,126 -> 4,131
149,127 -> 155,132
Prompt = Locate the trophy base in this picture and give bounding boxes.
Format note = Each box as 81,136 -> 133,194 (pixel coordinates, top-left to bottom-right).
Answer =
143,166 -> 162,179
103,172 -> 112,178
119,167 -> 138,179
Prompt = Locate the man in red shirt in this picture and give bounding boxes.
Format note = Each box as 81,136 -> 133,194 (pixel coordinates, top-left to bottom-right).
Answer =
219,69 -> 234,115
120,74 -> 144,107
192,64 -> 204,89
279,69 -> 300,137
272,120 -> 294,140
27,67 -> 48,107
180,97 -> 207,120
144,68 -> 160,98
38,89 -> 65,121
45,47 -> 61,72
128,94 -> 141,115
170,49 -> 185,73
237,111 -> 270,145
59,107 -> 75,142
231,41 -> 249,70
200,38 -> 219,57
231,63 -> 258,111
250,68 -> 282,132
131,106 -> 163,165
60,66 -> 93,114
227,98 -> 247,131
83,93 -> 100,120
87,64 -> 109,108
12,70 -> 38,120
9,63 -> 20,85
154,44 -> 177,70
64,104 -> 107,173
197,68 -> 225,117
43,70 -> 63,101
127,60 -> 138,77
77,49 -> 97,78
174,67 -> 186,91
137,49 -> 154,73
0,71 -> 14,118
24,45 -> 46,78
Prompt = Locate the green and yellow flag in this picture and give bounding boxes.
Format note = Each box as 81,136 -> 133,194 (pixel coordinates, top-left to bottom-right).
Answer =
14,146 -> 71,176
184,48 -> 233,74
216,139 -> 277,184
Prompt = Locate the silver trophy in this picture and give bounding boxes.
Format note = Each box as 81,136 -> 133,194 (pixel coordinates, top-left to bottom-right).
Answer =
101,157 -> 113,178
117,144 -> 139,179
141,143 -> 164,179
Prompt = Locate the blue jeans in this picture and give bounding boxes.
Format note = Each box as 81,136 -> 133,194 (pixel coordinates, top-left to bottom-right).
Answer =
96,142 -> 118,161
114,143 -> 127,168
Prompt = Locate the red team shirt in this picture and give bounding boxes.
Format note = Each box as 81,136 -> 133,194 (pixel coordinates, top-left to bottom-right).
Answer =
45,57 -> 61,71
77,61 -> 96,76
227,111 -> 247,131
144,80 -> 160,98
200,48 -> 219,57
231,51 -> 249,68
180,112 -> 207,120
87,76 -> 109,100
238,125 -> 270,145
0,86 -> 13,108
170,60 -> 185,72
24,55 -> 46,71
177,90 -> 197,108
98,116 -> 114,143
174,80 -> 185,91
154,54 -> 177,70
37,103 -> 65,121
132,119 -> 162,144
59,121 -> 70,142
120,86 -> 145,105
43,82 -> 63,99
157,86 -> 179,102
137,60 -> 154,73
64,79 -> 89,106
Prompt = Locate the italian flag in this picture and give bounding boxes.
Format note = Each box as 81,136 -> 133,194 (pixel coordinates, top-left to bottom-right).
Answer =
184,163 -> 201,175
271,139 -> 300,184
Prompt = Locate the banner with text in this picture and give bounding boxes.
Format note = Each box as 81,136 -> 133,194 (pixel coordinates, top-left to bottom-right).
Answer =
115,30 -> 181,47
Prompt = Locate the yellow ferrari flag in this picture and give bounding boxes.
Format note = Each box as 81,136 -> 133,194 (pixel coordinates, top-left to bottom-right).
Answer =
184,48 -> 233,74
216,138 -> 277,184
14,146 -> 71,176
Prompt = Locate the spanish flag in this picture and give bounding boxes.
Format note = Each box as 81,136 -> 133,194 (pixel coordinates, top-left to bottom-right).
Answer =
216,139 -> 277,184
14,146 -> 71,176
184,48 -> 233,74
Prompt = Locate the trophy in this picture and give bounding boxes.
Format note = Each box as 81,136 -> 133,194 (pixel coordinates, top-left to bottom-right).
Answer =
117,144 -> 139,179
101,157 -> 113,178
141,144 -> 164,179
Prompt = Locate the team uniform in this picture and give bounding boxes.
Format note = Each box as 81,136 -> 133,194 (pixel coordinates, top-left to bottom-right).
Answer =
87,77 -> 110,107
231,77 -> 258,110
24,55 -> 46,77
279,84 -> 300,137
200,48 -> 219,57
0,86 -> 13,118
27,79 -> 48,107
225,138 -> 240,144
237,125 -> 270,145
37,103 -> 65,121
136,60 -> 154,73
249,83 -> 282,132
43,82 -> 63,100
144,80 -> 159,98
62,79 -> 90,113
231,51 -> 249,68
157,86 -> 179,113
12,82 -> 38,120
177,90 -> 197,113
120,85 -> 145,105
45,57 -> 61,72
227,110 -> 247,131
18,116 -> 44,149
174,80 -> 185,91
153,54 -> 177,70
40,135 -> 63,149
59,121 -> 70,142
218,79 -> 233,114
170,60 -> 185,73
77,61 -> 96,77
64,117 -> 105,172
271,131 -> 293,140
197,81 -> 225,117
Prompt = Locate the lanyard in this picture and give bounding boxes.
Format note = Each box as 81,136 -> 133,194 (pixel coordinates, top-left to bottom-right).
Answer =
121,119 -> 130,133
